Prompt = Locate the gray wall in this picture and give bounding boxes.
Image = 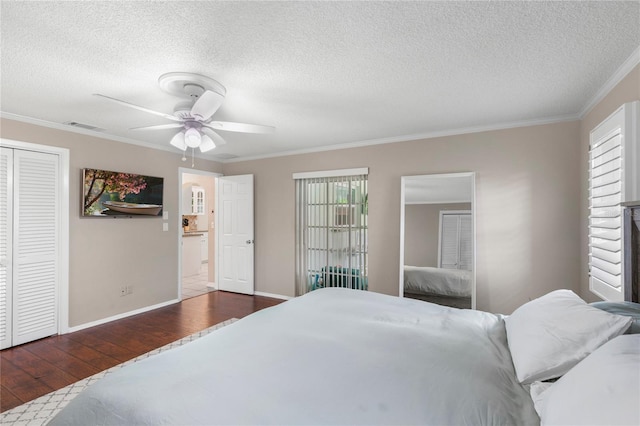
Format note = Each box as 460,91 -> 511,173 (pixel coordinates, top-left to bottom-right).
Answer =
224,120 -> 582,314
1,119 -> 223,327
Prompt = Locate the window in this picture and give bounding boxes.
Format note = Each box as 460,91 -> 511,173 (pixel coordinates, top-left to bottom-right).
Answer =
294,169 -> 368,296
589,101 -> 639,302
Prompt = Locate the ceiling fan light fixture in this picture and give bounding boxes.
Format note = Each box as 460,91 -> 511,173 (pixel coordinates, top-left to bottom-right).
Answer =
169,131 -> 186,150
199,134 -> 216,152
184,128 -> 201,148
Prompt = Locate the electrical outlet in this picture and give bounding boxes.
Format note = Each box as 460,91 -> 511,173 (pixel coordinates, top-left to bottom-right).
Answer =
120,286 -> 126,297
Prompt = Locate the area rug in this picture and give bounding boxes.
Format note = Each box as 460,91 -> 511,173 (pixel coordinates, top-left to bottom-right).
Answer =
0,318 -> 239,426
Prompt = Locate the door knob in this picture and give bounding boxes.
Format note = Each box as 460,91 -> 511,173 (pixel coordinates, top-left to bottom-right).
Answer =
246,239 -> 254,244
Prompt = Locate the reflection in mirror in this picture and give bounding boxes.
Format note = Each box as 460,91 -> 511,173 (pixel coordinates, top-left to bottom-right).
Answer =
399,173 -> 475,309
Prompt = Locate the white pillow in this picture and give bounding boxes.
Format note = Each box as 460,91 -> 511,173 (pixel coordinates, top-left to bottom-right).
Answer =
529,381 -> 553,417
539,334 -> 640,426
505,289 -> 632,384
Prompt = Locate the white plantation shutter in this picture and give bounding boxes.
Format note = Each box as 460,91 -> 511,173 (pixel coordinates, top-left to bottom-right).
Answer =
0,148 -> 13,349
13,149 -> 59,345
589,102 -> 639,302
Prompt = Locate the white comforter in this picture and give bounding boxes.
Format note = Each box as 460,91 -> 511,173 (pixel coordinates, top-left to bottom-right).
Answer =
49,288 -> 538,425
404,265 -> 472,297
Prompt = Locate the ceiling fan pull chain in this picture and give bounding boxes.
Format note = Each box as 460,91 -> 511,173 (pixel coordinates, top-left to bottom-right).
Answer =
191,148 -> 195,168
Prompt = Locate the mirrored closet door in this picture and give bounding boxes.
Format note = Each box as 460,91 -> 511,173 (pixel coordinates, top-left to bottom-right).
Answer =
399,173 -> 476,309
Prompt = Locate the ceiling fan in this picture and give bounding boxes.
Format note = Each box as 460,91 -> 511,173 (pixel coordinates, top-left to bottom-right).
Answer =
94,72 -> 275,153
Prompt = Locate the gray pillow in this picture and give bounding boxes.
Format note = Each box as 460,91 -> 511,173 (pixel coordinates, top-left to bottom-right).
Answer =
590,301 -> 640,334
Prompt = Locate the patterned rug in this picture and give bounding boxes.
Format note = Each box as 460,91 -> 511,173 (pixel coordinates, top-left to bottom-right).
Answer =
0,318 -> 239,426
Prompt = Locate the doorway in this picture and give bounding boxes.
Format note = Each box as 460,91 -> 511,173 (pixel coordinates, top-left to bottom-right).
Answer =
179,168 -> 220,300
1,139 -> 69,348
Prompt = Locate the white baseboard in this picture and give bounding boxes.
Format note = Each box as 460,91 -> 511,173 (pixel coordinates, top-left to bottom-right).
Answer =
66,298 -> 181,334
254,291 -> 292,301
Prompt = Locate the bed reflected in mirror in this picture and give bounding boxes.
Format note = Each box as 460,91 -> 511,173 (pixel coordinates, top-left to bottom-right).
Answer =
399,173 -> 475,309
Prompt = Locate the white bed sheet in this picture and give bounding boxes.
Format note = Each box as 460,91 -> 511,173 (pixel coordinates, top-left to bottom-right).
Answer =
49,288 -> 537,425
403,265 -> 472,297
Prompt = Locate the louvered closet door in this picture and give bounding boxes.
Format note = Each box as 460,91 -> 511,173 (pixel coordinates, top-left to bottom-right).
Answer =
439,213 -> 472,270
12,149 -> 59,346
0,148 -> 14,349
440,214 -> 460,269
458,215 -> 472,271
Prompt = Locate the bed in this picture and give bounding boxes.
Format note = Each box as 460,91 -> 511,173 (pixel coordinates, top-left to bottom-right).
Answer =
49,288 -> 639,426
403,265 -> 472,308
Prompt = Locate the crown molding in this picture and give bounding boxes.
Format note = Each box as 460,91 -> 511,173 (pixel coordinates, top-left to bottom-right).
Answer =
580,44 -> 640,119
224,113 -> 579,163
0,112 -> 223,164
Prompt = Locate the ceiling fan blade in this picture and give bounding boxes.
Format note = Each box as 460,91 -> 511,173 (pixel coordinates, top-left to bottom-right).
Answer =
201,127 -> 227,146
93,94 -> 181,122
191,90 -> 224,121
208,121 -> 275,134
130,123 -> 184,131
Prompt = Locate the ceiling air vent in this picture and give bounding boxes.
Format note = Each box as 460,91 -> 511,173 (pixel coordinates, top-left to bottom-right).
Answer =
63,121 -> 103,131
213,153 -> 238,160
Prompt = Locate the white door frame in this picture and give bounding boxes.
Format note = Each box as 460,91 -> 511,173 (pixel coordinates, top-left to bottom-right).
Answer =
0,138 -> 70,334
177,167 -> 222,299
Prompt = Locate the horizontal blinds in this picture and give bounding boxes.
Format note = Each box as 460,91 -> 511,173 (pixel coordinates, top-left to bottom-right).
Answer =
588,132 -> 622,292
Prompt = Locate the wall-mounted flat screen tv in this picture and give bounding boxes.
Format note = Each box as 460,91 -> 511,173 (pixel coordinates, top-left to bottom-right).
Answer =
82,168 -> 164,217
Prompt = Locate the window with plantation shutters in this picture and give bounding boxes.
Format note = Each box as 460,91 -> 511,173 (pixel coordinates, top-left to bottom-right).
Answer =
589,102 -> 639,302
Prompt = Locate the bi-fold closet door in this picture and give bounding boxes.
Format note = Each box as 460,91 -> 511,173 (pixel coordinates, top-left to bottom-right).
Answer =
438,212 -> 472,271
0,147 -> 59,349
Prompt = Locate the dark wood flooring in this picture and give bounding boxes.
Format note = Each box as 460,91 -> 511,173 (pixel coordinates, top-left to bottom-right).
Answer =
0,291 -> 283,413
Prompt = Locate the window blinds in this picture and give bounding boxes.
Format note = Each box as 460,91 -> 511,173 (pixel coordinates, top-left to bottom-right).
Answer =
294,172 -> 368,296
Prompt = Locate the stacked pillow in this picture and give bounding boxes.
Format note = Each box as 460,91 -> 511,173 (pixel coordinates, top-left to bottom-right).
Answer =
535,334 -> 640,426
504,290 -> 638,426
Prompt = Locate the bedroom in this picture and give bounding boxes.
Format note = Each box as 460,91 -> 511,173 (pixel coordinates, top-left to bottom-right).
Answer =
1,1 -> 639,424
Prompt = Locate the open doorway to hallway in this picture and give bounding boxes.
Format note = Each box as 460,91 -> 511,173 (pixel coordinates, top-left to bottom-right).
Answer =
180,169 -> 220,300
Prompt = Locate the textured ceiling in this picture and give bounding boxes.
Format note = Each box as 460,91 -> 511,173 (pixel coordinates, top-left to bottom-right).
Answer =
1,1 -> 639,162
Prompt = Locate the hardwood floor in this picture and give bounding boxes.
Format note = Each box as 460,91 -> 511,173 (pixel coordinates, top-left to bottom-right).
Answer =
0,291 -> 283,413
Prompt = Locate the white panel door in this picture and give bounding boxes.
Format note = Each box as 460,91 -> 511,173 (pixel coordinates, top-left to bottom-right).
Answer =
0,148 -> 14,349
217,174 -> 254,295
13,149 -> 59,346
